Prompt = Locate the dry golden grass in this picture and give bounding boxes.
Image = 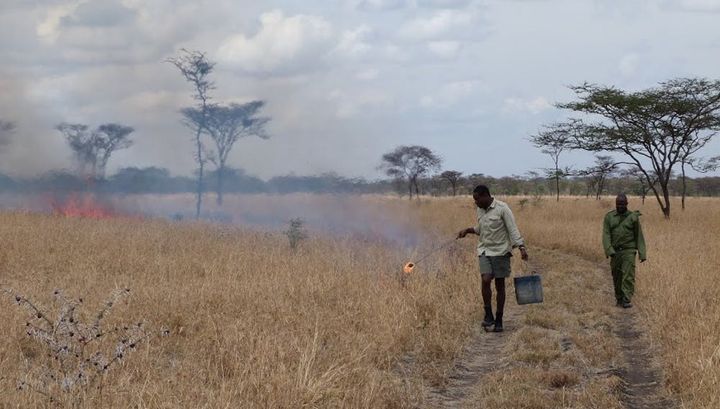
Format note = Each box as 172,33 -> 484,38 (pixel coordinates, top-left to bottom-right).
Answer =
0,193 -> 717,408
512,195 -> 720,409
0,197 -> 483,408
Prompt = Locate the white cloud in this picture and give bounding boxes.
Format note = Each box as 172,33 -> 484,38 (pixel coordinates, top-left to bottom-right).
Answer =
335,25 -> 374,59
502,97 -> 552,114
381,43 -> 413,61
61,0 -> 136,27
327,88 -> 392,118
427,40 -> 461,59
356,68 -> 380,80
398,9 -> 473,40
356,0 -> 474,11
34,0 -> 205,64
420,80 -> 483,108
356,0 -> 407,11
667,0 -> 720,12
218,10 -> 334,74
36,1 -> 83,43
619,53 -> 640,76
415,0 -> 473,8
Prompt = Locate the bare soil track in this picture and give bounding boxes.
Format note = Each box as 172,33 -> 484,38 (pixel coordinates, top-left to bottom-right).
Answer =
424,310 -> 518,408
615,307 -> 677,409
422,249 -> 677,409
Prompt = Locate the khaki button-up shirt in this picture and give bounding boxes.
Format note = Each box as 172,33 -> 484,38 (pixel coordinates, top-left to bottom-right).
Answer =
473,199 -> 525,256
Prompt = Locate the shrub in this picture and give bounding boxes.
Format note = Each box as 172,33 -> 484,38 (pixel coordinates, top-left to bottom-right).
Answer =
1,288 -> 168,406
284,217 -> 308,250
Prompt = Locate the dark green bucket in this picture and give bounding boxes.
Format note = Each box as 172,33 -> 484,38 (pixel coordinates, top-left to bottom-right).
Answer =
514,274 -> 543,305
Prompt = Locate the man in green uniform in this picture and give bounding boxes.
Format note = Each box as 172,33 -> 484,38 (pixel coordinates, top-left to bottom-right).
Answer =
458,185 -> 528,332
603,194 -> 647,308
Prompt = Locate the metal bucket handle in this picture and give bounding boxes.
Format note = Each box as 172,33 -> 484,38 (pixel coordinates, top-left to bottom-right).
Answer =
520,260 -> 539,276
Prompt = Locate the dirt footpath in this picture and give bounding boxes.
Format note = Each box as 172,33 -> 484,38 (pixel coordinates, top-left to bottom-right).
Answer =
423,248 -> 676,409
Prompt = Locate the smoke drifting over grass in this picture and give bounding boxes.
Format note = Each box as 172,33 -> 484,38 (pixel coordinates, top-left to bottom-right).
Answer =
125,193 -> 427,248
0,192 -> 427,248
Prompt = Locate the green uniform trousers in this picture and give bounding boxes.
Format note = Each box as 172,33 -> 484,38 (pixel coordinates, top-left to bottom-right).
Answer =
611,249 -> 636,303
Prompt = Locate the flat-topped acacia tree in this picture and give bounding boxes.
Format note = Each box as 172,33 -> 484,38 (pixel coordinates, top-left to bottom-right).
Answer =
380,145 -> 442,200
542,78 -> 720,218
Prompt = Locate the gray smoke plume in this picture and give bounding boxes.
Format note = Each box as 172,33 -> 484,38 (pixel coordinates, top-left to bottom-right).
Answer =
119,193 -> 426,248
0,191 -> 429,249
0,69 -> 70,177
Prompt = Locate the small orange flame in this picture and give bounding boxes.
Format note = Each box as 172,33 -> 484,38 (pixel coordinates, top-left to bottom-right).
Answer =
403,262 -> 415,274
50,193 -> 117,219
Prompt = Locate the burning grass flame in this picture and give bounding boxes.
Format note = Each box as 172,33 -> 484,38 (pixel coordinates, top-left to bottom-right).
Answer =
51,194 -> 117,219
402,237 -> 456,274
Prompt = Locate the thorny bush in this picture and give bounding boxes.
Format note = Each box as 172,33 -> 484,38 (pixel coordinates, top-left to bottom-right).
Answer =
1,287 -> 169,406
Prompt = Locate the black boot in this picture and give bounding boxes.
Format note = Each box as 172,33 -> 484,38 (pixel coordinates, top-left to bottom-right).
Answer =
482,306 -> 494,328
492,313 -> 504,332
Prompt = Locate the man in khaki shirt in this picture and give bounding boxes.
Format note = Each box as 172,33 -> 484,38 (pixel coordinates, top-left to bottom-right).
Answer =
458,185 -> 528,332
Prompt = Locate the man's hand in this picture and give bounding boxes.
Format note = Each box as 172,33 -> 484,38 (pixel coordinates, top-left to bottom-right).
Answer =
457,228 -> 475,239
519,246 -> 529,261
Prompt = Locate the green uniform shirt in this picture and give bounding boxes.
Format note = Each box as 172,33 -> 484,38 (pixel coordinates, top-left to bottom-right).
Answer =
473,199 -> 525,257
602,210 -> 647,260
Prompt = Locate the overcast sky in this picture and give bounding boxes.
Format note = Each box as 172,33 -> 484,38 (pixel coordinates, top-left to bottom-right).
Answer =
1,0 -> 719,180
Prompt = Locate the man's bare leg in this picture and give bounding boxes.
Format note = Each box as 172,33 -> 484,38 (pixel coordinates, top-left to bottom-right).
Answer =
481,274 -> 494,327
494,278 -> 506,332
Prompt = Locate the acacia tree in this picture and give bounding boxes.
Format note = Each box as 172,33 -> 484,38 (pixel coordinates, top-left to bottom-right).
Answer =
546,78 -> 720,218
202,102 -> 270,205
380,145 -> 442,199
56,123 -> 93,175
168,49 -> 215,219
576,155 -> 618,199
96,124 -> 134,178
669,80 -> 720,209
531,124 -> 574,201
440,170 -> 462,196
579,175 -> 597,198
621,166 -> 657,204
55,123 -> 134,180
690,156 -> 720,174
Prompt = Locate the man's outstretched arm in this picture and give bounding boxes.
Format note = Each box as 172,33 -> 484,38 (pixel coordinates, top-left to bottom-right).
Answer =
457,227 -> 478,239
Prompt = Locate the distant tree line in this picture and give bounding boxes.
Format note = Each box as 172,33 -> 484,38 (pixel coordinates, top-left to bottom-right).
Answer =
2,76 -> 719,220
0,167 -> 387,195
1,166 -> 719,197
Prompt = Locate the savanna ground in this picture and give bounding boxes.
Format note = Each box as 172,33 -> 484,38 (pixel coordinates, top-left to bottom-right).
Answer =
0,194 -> 717,408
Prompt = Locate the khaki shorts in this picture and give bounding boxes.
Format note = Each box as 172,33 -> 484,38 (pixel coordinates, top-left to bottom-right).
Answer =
479,253 -> 512,278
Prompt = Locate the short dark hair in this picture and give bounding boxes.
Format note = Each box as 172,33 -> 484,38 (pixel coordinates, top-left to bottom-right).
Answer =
473,185 -> 491,197
616,193 -> 628,201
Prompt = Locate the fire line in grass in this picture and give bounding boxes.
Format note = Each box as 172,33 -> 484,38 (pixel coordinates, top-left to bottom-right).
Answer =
50,193 -> 119,219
